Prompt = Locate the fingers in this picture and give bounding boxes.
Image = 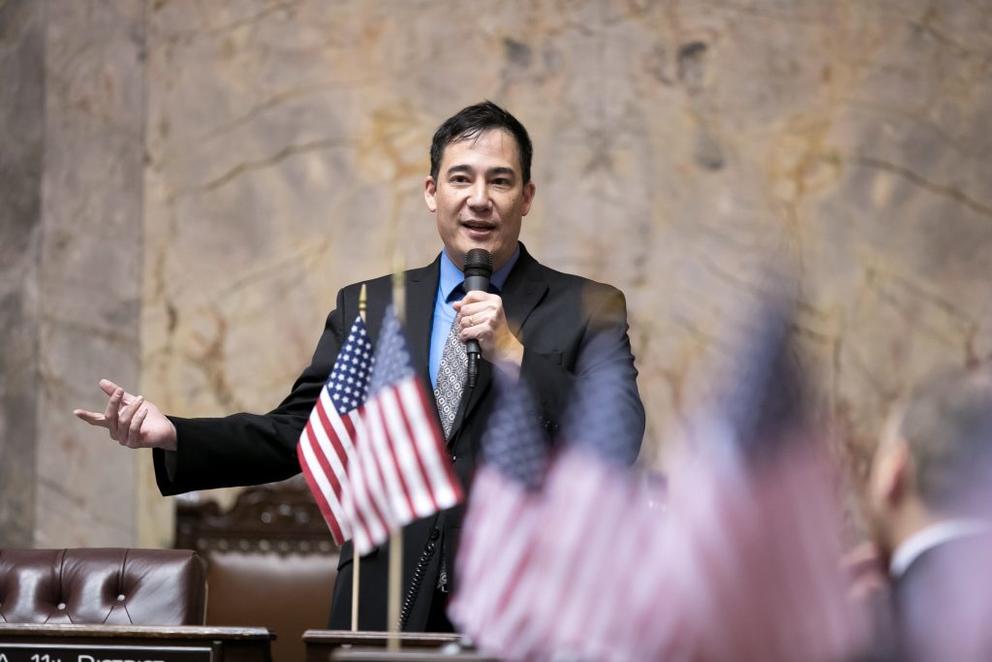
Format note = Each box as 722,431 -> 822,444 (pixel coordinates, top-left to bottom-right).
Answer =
100,379 -> 136,405
74,409 -> 108,427
76,381 -> 151,446
124,407 -> 149,448
459,299 -> 501,327
459,312 -> 495,336
456,290 -> 500,310
115,395 -> 144,443
842,541 -> 881,571
104,388 -> 124,439
455,294 -> 517,361
456,290 -> 494,307
457,302 -> 500,329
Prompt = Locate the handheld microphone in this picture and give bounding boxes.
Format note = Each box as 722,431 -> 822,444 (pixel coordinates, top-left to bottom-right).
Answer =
463,249 -> 493,388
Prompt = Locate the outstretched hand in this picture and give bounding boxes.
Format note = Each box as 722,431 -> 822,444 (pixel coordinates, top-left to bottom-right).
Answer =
74,379 -> 177,451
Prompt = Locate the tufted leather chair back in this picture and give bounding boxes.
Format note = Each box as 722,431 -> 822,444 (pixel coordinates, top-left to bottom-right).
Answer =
175,477 -> 338,662
0,548 -> 207,625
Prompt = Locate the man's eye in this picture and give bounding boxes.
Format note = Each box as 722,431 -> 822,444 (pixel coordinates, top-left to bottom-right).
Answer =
451,175 -> 470,184
493,178 -> 511,187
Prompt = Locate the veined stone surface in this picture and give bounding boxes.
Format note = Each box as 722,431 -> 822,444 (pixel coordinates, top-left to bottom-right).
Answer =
35,0 -> 146,547
0,0 -> 45,547
8,0 -> 991,545
143,0 -> 992,479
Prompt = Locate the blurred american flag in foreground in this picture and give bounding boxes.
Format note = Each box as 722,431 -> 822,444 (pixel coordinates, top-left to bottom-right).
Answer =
651,296 -> 866,662
451,366 -> 663,661
447,370 -> 550,655
452,292 -> 869,661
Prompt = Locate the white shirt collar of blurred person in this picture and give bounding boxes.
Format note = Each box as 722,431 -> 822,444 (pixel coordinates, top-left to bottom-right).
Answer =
889,519 -> 991,579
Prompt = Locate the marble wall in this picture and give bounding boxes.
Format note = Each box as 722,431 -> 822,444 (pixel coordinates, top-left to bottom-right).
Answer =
0,0 -> 45,547
35,0 -> 147,548
4,0 -> 991,546
0,0 -> 146,547
141,1 -> 992,473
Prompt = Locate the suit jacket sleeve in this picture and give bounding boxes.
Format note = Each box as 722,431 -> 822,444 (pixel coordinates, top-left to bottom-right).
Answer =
153,289 -> 350,495
518,283 -> 645,464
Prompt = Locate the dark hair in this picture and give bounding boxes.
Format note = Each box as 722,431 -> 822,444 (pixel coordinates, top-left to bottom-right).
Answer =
429,100 -> 533,184
900,367 -> 992,511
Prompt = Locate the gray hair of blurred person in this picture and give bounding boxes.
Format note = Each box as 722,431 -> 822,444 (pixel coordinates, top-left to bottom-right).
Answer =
897,366 -> 992,515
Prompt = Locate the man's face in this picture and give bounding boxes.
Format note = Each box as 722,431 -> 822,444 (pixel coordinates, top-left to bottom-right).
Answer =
424,128 -> 535,271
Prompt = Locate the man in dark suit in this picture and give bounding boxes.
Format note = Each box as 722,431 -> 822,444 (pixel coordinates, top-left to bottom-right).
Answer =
75,101 -> 645,632
862,367 -> 992,661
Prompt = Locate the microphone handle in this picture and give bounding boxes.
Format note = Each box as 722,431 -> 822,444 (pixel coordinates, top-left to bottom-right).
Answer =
463,275 -> 489,292
463,274 -> 489,389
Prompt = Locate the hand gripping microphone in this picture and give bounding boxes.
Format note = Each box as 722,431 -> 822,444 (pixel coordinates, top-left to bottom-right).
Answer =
463,248 -> 493,388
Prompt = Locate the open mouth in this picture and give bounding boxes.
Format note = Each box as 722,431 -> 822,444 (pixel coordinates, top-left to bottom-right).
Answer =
461,220 -> 497,236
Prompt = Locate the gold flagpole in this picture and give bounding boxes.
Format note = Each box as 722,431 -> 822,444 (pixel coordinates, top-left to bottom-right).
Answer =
387,256 -> 405,650
351,283 -> 368,632
388,526 -> 403,650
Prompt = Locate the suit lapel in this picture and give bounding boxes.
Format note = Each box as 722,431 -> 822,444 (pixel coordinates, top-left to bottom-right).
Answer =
500,244 -> 549,336
403,256 -> 441,421
448,244 -> 548,442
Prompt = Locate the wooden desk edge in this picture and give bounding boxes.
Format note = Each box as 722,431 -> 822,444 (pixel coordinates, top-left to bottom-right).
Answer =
303,629 -> 463,646
0,623 -> 275,640
329,648 -> 498,662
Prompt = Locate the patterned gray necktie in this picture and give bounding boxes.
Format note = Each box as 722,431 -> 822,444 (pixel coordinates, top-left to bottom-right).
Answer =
434,315 -> 468,439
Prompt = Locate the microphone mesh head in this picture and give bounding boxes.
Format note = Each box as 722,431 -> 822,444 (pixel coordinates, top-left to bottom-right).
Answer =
464,248 -> 493,275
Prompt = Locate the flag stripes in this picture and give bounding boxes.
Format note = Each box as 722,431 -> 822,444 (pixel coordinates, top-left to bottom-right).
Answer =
296,315 -> 374,546
345,307 -> 464,556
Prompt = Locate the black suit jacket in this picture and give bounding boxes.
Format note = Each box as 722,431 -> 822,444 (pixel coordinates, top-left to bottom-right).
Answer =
889,531 -> 992,662
154,243 -> 645,631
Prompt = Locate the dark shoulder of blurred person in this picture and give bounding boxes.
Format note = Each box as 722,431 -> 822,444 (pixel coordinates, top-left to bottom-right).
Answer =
862,366 -> 992,662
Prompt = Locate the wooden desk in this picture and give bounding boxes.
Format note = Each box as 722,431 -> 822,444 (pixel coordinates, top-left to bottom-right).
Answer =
302,630 -> 470,662
329,649 -> 498,661
0,624 -> 274,662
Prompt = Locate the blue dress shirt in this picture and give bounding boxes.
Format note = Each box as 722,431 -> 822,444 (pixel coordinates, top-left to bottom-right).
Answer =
428,245 -> 521,389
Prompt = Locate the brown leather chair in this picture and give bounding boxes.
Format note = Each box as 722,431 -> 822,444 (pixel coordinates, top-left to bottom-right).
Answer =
175,477 -> 339,662
0,548 -> 207,625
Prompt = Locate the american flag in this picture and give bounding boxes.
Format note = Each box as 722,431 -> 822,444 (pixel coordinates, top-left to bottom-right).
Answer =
653,442 -> 861,662
451,366 -> 658,661
296,315 -> 374,545
509,297 -> 858,661
447,371 -> 549,654
345,306 -> 464,555
643,296 -> 864,662
509,369 -> 655,661
451,293 -> 864,661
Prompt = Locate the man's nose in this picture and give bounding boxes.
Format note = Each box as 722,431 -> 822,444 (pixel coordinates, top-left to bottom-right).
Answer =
467,182 -> 492,211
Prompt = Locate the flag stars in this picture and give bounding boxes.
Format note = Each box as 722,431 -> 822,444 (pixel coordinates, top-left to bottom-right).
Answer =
320,316 -> 375,415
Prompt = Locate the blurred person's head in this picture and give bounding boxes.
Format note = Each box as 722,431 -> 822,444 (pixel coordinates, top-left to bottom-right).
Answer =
424,101 -> 536,271
867,367 -> 992,559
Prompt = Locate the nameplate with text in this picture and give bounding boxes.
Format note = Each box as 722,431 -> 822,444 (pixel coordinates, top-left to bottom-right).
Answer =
0,643 -> 212,662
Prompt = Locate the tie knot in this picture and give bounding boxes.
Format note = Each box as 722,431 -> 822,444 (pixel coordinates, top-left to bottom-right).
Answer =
448,282 -> 500,303
446,283 -> 466,304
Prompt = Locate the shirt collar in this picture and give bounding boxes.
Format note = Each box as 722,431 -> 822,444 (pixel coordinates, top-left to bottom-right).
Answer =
889,518 -> 990,578
438,244 -> 521,302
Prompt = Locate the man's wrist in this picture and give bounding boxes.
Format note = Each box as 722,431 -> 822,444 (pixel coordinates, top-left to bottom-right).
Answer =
159,418 -> 179,452
493,336 -> 524,371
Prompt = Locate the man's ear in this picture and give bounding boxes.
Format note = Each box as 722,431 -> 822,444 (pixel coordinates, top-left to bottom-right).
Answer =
880,437 -> 914,506
521,181 -> 536,216
424,176 -> 438,212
